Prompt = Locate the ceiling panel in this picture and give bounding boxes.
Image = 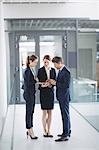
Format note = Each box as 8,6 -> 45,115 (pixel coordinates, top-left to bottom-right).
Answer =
5,19 -> 99,31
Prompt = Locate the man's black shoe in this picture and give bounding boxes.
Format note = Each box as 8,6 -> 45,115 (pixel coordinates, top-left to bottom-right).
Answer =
57,133 -> 71,137
55,136 -> 69,142
57,130 -> 71,137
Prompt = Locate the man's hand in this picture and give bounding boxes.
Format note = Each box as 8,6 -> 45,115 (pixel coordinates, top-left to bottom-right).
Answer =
41,82 -> 50,87
49,79 -> 56,85
35,77 -> 39,82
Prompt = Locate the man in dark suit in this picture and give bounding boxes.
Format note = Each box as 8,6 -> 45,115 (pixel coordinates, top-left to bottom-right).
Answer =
50,56 -> 71,142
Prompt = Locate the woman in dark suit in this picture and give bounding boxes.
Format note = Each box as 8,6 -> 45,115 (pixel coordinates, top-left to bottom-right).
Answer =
23,55 -> 38,140
37,55 -> 56,137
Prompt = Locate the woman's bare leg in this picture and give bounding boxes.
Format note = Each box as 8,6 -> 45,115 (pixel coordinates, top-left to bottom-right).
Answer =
46,110 -> 52,135
42,110 -> 47,134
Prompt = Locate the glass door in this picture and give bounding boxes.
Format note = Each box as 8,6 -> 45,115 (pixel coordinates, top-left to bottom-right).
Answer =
40,35 -> 62,67
19,35 -> 36,103
39,35 -> 63,102
14,34 -> 37,104
14,32 -> 65,104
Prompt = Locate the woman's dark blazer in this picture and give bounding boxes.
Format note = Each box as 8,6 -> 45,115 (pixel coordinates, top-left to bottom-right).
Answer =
37,66 -> 56,90
37,66 -> 56,109
23,67 -> 36,103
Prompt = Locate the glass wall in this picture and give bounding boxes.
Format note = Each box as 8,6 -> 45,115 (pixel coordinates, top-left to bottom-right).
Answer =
71,31 -> 99,132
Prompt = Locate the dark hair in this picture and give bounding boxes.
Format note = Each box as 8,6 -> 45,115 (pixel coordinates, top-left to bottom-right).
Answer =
30,55 -> 38,62
26,55 -> 38,67
26,56 -> 30,68
43,55 -> 51,61
52,56 -> 63,63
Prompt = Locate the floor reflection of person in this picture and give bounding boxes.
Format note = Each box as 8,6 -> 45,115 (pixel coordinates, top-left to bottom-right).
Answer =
23,55 -> 38,140
37,55 -> 56,137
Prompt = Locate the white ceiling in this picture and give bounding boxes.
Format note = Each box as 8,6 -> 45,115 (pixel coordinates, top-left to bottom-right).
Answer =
2,0 -> 98,3
3,0 -> 69,3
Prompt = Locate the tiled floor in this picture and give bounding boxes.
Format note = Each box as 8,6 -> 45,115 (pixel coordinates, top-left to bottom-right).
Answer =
0,104 -> 99,150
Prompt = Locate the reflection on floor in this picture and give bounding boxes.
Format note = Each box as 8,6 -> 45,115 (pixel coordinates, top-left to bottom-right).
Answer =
71,102 -> 99,132
0,104 -> 99,150
86,116 -> 99,132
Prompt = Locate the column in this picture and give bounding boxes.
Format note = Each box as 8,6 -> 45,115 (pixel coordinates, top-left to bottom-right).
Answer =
0,1 -> 7,135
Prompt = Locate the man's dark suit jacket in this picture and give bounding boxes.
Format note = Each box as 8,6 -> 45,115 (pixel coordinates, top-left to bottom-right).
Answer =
56,66 -> 71,102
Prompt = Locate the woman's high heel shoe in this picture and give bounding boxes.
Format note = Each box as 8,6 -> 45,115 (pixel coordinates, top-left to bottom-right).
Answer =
26,131 -> 38,140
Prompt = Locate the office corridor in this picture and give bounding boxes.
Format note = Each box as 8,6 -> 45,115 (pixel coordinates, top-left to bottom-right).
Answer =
0,104 -> 99,150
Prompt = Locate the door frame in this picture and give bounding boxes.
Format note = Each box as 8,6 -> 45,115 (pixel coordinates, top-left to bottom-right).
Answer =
13,30 -> 67,104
